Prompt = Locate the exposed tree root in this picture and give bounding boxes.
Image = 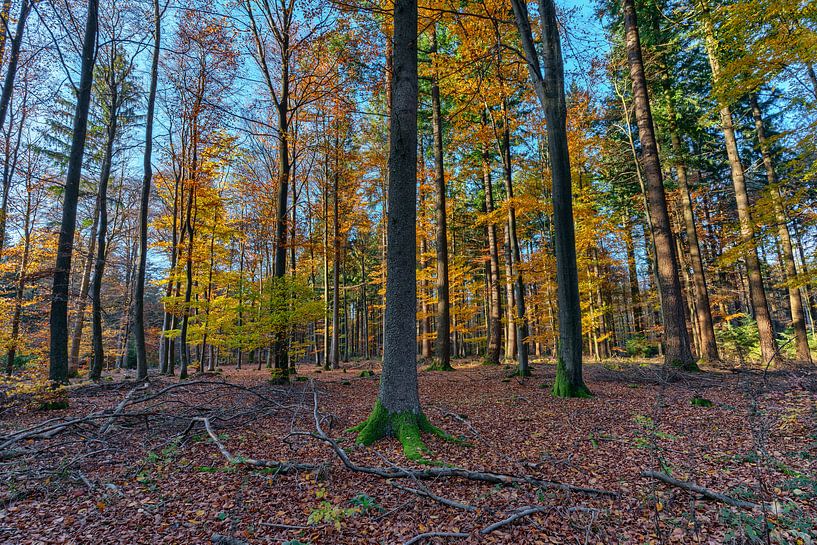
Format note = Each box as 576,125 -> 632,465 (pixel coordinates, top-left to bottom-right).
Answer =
308,382 -> 617,498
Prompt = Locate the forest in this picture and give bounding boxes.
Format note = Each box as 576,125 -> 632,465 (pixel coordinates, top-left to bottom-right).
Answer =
0,0 -> 814,542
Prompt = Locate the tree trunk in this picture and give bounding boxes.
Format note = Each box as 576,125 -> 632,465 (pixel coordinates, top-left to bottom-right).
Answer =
431,25 -> 451,371
351,0 -> 447,461
621,0 -> 695,369
510,0 -> 588,394
90,74 -> 119,381
330,146 -> 341,370
49,0 -> 99,385
482,150 -> 502,365
134,0 -> 161,380
701,5 -> 780,366
750,94 -> 811,364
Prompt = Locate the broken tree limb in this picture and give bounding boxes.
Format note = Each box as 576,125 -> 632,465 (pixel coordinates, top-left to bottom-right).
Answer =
196,416 -> 326,474
641,470 -> 761,509
304,381 -> 618,498
479,505 -> 548,534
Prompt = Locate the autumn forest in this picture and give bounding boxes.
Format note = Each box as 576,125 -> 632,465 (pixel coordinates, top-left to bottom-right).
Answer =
0,0 -> 815,543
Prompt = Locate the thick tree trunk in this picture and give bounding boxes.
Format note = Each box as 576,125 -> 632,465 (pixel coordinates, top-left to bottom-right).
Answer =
431,26 -> 452,371
134,0 -> 161,380
49,0 -> 99,385
620,0 -> 695,369
511,0 -> 587,394
352,0 -> 450,461
750,94 -> 811,364
701,7 -> 780,366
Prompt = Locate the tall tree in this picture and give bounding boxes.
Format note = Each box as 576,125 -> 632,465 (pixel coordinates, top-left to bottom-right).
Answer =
430,24 -> 452,371
699,1 -> 781,367
133,0 -> 162,380
749,94 -> 811,364
48,0 -> 99,384
620,0 -> 695,369
510,0 -> 589,396
350,0 -> 449,460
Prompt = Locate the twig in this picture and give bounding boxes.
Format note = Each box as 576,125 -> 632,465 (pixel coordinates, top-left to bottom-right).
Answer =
402,531 -> 469,545
641,471 -> 761,509
196,417 -> 325,474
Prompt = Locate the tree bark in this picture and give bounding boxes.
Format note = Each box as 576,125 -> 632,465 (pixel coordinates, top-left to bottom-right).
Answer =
430,25 -> 451,370
510,0 -> 587,394
482,150 -> 502,365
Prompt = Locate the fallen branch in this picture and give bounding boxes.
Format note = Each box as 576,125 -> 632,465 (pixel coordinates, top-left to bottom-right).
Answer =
641,471 -> 761,509
403,531 -> 469,545
196,417 -> 326,474
479,505 -> 547,534
389,481 -> 476,512
100,385 -> 143,435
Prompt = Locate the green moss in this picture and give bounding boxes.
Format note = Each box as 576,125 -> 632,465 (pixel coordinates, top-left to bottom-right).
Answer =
348,400 -> 459,462
516,365 -> 531,377
691,395 -> 713,407
359,370 -> 375,378
481,357 -> 500,366
424,359 -> 455,371
670,358 -> 701,372
551,359 -> 592,398
269,367 -> 291,385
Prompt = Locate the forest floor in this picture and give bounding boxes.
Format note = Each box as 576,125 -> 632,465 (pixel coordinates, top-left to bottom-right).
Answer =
0,359 -> 815,545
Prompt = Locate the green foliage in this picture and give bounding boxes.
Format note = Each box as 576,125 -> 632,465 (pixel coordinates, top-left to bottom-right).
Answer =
716,318 -> 762,363
348,493 -> 381,513
691,395 -> 714,407
625,335 -> 659,358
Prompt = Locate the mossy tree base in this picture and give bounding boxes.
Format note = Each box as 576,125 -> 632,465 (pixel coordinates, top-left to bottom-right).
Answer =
516,365 -> 531,377
269,367 -> 292,385
551,359 -> 592,398
348,400 -> 456,462
670,359 -> 701,372
425,359 -> 455,372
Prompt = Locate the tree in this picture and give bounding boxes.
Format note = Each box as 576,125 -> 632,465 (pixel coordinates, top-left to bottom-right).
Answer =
510,0 -> 589,396
699,1 -> 781,367
350,0 -> 450,461
133,0 -> 162,380
48,0 -> 99,385
620,0 -> 695,370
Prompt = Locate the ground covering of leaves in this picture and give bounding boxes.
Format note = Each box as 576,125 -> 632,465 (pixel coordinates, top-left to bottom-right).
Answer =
0,360 -> 815,545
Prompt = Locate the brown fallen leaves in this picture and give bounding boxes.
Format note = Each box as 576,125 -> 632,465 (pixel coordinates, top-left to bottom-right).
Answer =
0,360 -> 814,544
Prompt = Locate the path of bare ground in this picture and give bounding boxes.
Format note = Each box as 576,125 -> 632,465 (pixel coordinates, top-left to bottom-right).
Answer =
0,360 -> 815,545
